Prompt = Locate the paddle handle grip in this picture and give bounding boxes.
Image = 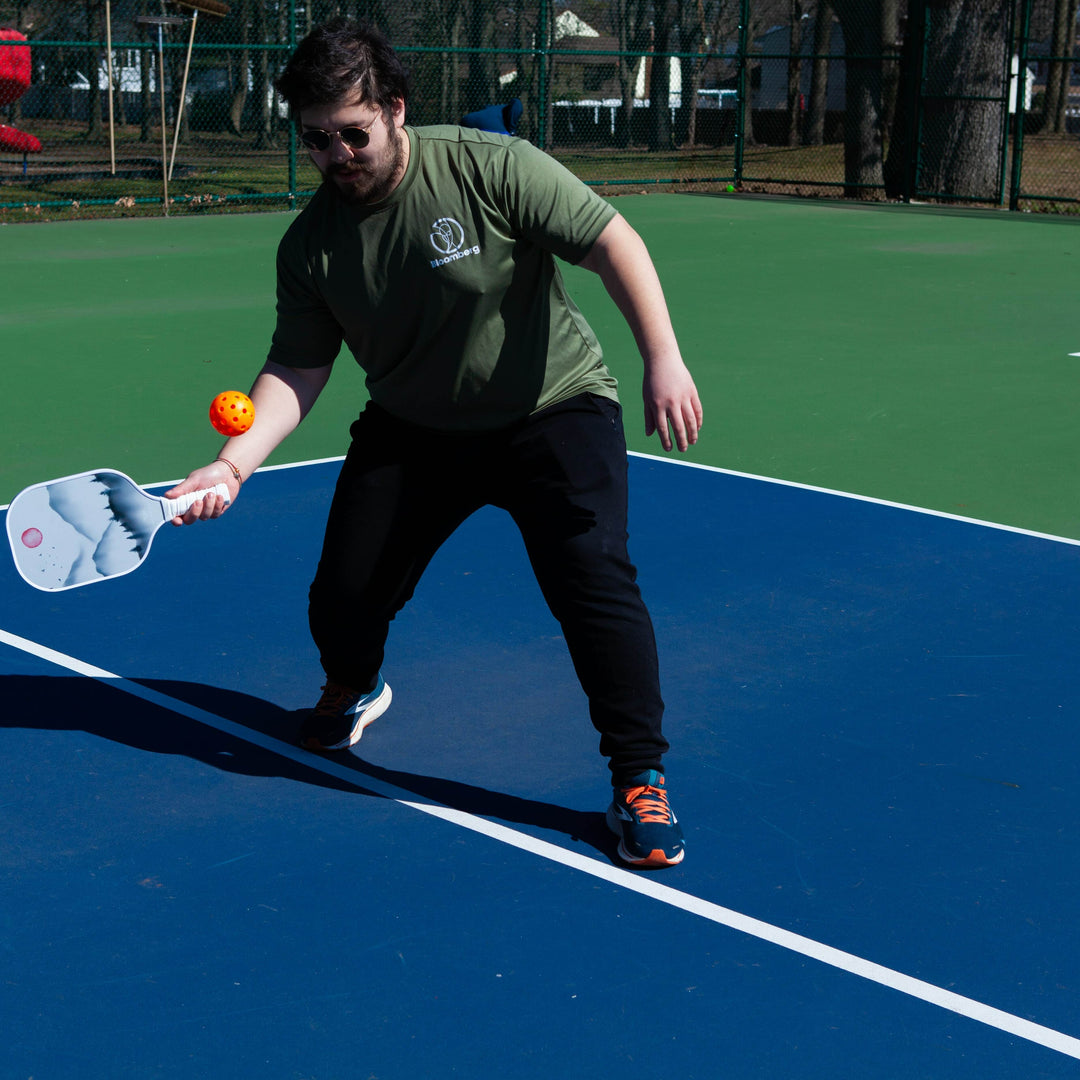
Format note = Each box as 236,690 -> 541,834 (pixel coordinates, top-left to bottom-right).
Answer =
160,483 -> 231,520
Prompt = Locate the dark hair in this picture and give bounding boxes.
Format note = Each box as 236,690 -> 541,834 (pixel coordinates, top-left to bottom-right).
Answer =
275,17 -> 409,114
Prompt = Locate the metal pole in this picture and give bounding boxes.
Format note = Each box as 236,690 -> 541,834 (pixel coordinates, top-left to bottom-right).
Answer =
734,0 -> 749,185
137,15 -> 185,215
537,0 -> 549,150
157,27 -> 169,213
1009,0 -> 1033,210
105,0 -> 116,175
995,0 -> 1019,205
287,0 -> 297,207
168,11 -> 198,182
910,0 -> 931,202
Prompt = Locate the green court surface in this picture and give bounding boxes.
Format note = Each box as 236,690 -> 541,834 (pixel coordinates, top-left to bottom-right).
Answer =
3,195 -> 1079,539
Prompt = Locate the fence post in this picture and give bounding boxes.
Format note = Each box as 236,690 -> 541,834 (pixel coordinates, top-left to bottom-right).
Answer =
1008,0 -> 1032,210
535,0 -> 548,150
994,0 -> 1020,204
286,0 -> 297,209
898,0 -> 928,202
734,0 -> 749,184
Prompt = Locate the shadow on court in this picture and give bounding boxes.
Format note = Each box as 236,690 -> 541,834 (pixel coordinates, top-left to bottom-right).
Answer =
0,672 -> 616,860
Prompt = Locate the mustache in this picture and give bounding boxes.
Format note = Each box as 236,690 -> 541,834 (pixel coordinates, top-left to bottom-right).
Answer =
328,161 -> 372,177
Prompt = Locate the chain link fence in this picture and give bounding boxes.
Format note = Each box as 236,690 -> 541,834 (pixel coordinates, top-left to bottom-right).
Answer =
1,0 -> 1078,221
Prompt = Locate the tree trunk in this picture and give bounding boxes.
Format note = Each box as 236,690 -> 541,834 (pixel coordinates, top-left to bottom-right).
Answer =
229,74 -> 247,135
880,0 -> 902,143
253,0 -> 273,148
686,63 -> 703,146
510,5 -> 534,140
114,49 -> 127,126
919,0 -> 1009,199
647,6 -> 675,151
411,0 -> 460,127
450,12 -> 461,126
883,0 -> 921,199
612,0 -> 651,148
537,0 -> 554,151
1067,0 -> 1080,129
805,0 -> 833,146
462,0 -> 496,116
786,0 -> 803,146
741,59 -> 757,147
1044,0 -> 1069,133
229,0 -> 250,136
86,0 -> 103,137
140,39 -> 152,141
833,0 -> 883,197
1044,0 -> 1079,133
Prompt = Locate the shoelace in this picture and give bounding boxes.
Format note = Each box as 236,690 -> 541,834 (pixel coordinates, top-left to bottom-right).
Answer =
620,783 -> 673,824
314,682 -> 357,716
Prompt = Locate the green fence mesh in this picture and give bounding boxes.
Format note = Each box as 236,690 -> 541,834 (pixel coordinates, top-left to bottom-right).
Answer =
1,0 -> 1078,221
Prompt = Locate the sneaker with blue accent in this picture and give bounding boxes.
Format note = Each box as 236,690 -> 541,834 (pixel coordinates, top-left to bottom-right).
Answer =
300,674 -> 392,751
606,769 -> 685,868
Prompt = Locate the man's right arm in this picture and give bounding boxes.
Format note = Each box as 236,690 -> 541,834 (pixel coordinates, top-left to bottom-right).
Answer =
165,360 -> 334,524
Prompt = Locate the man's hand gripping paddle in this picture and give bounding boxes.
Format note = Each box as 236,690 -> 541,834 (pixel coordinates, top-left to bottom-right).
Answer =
6,469 -> 229,591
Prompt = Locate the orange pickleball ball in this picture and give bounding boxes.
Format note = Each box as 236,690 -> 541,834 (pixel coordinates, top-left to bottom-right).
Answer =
209,391 -> 255,437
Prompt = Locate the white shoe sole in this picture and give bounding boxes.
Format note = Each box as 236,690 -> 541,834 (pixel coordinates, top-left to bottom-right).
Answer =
324,682 -> 392,751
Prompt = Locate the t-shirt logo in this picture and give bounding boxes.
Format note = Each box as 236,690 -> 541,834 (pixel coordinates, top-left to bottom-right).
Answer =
430,217 -> 466,256
428,217 -> 481,269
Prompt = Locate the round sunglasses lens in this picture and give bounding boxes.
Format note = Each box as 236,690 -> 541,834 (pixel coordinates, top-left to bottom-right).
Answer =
300,130 -> 330,152
340,128 -> 371,149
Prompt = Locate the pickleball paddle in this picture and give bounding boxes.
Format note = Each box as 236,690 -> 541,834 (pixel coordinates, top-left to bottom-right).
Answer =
6,468 -> 230,591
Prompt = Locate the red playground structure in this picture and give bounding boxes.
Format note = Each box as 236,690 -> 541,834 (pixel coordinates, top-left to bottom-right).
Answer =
0,28 -> 42,170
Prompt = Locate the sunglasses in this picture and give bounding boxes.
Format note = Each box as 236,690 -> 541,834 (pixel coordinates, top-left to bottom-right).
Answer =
299,121 -> 376,153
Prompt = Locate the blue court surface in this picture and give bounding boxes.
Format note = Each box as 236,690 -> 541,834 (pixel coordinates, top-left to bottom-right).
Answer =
2,454 -> 1079,1079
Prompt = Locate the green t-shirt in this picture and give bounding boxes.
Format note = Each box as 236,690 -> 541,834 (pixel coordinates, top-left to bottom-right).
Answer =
268,125 -> 619,430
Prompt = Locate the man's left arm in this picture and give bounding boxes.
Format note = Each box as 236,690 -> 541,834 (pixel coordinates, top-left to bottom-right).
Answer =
577,213 -> 703,452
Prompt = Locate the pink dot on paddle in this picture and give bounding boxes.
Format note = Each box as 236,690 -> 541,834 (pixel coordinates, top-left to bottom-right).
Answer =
21,528 -> 43,549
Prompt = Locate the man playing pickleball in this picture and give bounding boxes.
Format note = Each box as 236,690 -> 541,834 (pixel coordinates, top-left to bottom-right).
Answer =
168,17 -> 702,869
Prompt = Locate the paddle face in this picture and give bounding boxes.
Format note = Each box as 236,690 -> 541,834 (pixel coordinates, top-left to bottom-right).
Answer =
7,469 -> 167,591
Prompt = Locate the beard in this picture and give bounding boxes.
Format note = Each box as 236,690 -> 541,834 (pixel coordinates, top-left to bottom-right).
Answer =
323,124 -> 406,206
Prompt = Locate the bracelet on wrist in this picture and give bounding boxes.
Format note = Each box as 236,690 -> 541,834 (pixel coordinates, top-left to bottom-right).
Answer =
216,456 -> 243,486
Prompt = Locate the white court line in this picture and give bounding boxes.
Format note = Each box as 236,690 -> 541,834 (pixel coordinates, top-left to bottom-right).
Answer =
628,451 -> 1080,547
2,625 -> 1079,1062
8,453 -> 1080,550
272,454 -> 1080,547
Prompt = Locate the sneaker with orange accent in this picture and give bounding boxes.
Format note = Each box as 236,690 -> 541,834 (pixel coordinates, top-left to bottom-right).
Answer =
300,674 -> 392,751
606,769 -> 685,868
